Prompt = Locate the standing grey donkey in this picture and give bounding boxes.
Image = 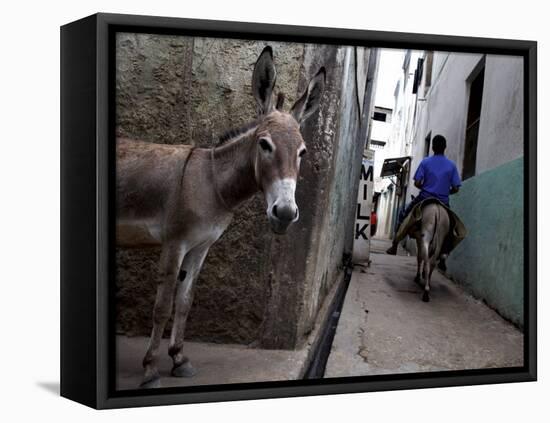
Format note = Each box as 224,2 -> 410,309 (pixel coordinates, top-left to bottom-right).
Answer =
116,46 -> 326,388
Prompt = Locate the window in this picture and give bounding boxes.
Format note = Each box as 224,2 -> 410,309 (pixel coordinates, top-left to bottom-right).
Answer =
402,51 -> 411,92
462,63 -> 485,180
412,58 -> 424,94
372,107 -> 392,123
424,131 -> 432,157
424,52 -> 433,96
370,139 -> 386,148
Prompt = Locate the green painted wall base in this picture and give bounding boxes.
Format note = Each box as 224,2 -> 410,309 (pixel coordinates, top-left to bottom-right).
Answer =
448,157 -> 524,328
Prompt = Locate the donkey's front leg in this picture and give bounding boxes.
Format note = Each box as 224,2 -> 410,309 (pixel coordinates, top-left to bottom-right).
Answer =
168,244 -> 211,378
422,258 -> 432,303
414,254 -> 422,285
141,242 -> 187,388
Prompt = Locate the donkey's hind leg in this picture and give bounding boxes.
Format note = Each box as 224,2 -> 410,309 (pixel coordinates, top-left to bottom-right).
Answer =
417,238 -> 431,302
168,244 -> 210,378
422,258 -> 431,302
141,242 -> 187,388
414,253 -> 422,285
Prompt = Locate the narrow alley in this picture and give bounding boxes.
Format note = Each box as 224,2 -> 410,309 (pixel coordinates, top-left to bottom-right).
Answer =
111,41 -> 526,391
325,239 -> 523,378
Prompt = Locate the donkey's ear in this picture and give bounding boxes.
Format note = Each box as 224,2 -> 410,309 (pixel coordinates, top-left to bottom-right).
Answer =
290,67 -> 326,124
252,46 -> 277,115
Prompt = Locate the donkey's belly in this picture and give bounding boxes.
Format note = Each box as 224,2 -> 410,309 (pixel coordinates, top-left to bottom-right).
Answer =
116,219 -> 162,247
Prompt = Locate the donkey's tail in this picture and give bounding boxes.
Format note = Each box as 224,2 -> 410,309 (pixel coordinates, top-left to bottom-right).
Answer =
428,205 -> 440,258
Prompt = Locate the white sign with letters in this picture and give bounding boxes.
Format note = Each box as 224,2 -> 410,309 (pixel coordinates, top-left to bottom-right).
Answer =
352,152 -> 374,264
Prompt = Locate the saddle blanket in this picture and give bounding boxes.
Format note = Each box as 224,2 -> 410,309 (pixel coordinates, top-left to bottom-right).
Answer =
395,198 -> 467,252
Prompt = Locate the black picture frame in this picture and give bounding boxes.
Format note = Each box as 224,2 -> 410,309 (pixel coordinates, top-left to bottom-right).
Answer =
60,12 -> 537,409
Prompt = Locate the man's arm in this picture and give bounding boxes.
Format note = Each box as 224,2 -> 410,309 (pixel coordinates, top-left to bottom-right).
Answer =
450,163 -> 461,195
413,160 -> 425,190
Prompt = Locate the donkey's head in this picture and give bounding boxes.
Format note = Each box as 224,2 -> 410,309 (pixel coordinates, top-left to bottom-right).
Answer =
251,46 -> 326,234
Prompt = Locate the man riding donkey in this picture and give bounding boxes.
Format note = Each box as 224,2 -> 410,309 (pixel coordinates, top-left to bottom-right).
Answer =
386,135 -> 466,271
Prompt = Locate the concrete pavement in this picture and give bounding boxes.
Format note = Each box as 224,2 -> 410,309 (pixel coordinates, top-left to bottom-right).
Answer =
116,237 -> 524,388
116,268 -> 344,390
116,336 -> 309,390
325,238 -> 523,377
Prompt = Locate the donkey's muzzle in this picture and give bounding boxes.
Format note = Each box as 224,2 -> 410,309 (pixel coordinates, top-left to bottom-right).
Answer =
272,203 -> 298,223
268,203 -> 299,234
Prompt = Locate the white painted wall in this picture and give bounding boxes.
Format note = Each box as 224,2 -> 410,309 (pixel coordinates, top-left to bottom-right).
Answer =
408,52 -> 524,195
371,119 -> 391,143
476,55 -> 524,173
372,50 -> 421,238
409,52 -> 484,178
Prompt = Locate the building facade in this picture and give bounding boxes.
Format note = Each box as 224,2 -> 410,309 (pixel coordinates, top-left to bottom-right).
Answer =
373,50 -> 422,239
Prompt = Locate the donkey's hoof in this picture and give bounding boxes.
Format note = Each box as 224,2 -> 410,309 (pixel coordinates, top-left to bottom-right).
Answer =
422,291 -> 430,302
171,361 -> 197,378
140,375 -> 161,389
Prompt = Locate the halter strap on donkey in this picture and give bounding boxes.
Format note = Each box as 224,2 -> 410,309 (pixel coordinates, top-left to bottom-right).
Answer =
395,198 -> 467,254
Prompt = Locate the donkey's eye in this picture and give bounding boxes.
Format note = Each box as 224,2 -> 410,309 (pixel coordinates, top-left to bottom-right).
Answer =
299,149 -> 307,157
259,138 -> 273,153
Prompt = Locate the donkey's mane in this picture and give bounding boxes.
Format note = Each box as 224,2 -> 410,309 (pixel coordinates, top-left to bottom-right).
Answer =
217,119 -> 260,146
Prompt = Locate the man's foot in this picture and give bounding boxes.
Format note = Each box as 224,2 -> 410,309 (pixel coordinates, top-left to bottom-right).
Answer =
386,243 -> 398,255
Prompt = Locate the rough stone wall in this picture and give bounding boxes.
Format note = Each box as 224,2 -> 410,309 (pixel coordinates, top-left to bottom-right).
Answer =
116,33 -> 194,145
250,45 -> 376,349
259,44 -> 344,348
297,46 -> 374,343
116,33 -> 374,348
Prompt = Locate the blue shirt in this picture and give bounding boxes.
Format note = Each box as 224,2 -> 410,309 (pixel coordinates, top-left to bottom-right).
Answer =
414,155 -> 461,205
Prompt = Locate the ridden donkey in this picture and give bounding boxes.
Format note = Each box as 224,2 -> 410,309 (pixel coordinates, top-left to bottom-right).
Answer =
411,202 -> 450,302
116,46 -> 326,388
